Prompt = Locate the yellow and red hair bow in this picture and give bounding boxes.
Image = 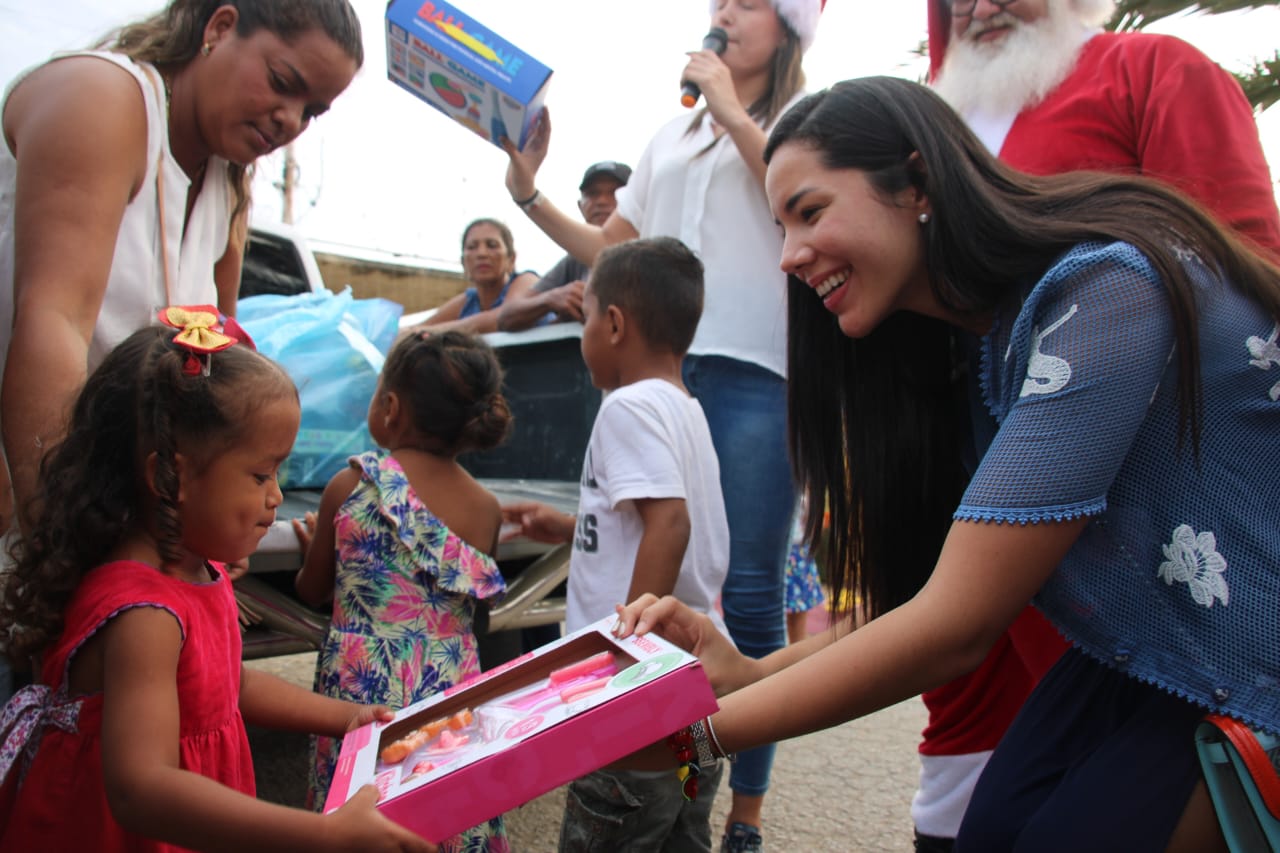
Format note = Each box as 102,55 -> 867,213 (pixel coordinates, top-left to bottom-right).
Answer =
157,305 -> 255,375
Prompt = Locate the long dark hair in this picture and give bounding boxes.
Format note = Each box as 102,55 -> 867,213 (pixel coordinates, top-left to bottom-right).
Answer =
765,76 -> 1280,621
1,326 -> 296,667
102,0 -> 365,221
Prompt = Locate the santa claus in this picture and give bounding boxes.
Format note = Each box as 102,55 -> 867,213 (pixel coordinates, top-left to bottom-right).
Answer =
928,0 -> 1280,257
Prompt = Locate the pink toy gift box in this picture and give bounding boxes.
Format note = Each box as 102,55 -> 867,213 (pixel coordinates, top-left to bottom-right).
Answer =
322,615 -> 719,843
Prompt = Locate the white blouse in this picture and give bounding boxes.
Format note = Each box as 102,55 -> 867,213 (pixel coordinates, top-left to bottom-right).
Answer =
613,96 -> 804,379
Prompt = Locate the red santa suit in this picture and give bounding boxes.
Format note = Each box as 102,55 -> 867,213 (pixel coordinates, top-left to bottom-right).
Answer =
911,607 -> 1065,840
927,6 -> 1280,258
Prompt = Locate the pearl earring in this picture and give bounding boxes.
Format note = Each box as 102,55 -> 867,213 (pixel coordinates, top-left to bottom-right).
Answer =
201,42 -> 212,57
918,213 -> 931,224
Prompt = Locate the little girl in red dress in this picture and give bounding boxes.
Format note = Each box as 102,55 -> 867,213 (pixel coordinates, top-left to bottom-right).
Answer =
0,316 -> 431,852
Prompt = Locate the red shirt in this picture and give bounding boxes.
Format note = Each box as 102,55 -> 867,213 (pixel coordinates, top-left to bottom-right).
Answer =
1,561 -> 253,852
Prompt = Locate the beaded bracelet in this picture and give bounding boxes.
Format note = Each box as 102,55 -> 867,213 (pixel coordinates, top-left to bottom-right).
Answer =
667,727 -> 701,801
667,717 -> 728,801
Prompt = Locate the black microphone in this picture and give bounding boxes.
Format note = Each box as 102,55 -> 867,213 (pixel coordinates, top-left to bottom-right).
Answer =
680,27 -> 728,108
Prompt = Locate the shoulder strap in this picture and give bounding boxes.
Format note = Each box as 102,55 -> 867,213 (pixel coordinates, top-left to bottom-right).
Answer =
1206,713 -> 1280,819
138,64 -> 174,306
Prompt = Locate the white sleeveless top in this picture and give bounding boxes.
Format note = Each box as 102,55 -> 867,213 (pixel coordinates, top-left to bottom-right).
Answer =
0,50 -> 231,375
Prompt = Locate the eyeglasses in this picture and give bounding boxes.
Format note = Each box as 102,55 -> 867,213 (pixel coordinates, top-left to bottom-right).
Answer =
949,0 -> 1018,18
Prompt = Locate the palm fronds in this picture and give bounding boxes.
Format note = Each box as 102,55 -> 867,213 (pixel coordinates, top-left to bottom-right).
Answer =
1108,0 -> 1280,110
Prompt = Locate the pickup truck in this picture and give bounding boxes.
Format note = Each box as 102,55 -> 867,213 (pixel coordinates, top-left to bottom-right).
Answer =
236,222 -> 593,664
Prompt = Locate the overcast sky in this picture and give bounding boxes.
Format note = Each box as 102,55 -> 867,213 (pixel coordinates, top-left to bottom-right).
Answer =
3,1 -> 1278,275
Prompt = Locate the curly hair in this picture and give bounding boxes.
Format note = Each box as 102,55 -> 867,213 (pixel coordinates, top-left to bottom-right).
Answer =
1,325 -> 296,667
379,331 -> 513,457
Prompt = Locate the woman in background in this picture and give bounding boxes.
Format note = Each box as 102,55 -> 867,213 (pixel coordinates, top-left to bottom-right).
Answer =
502,2 -> 826,848
413,218 -> 538,335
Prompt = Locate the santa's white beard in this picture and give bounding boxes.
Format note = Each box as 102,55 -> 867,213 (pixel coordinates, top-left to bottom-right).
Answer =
934,2 -> 1095,118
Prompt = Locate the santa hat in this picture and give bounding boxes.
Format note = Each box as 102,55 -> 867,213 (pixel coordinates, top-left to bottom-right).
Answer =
928,0 -> 1117,79
710,0 -> 827,53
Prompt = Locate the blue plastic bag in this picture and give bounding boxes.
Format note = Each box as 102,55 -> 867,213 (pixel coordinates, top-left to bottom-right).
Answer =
239,288 -> 403,489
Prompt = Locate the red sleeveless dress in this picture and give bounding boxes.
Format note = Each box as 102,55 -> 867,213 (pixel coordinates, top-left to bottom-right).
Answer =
0,560 -> 254,851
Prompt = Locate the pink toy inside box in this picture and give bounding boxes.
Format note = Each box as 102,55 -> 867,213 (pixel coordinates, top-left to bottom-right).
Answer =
322,615 -> 719,842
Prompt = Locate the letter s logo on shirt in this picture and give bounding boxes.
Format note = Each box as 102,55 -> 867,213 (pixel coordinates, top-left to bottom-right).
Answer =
1021,304 -> 1079,398
574,514 -> 598,553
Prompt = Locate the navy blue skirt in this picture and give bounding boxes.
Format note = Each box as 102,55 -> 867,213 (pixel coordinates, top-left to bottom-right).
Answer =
955,647 -> 1206,852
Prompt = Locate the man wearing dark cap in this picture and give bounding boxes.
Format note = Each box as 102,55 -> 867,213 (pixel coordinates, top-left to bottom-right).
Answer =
497,161 -> 631,331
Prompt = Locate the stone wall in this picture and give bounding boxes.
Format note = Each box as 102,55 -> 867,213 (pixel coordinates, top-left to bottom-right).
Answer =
315,252 -> 465,316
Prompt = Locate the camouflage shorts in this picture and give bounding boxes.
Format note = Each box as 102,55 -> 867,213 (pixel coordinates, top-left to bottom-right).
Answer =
558,762 -> 724,853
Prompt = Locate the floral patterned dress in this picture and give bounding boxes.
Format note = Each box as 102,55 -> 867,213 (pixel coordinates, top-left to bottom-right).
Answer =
308,450 -> 508,853
784,507 -> 825,616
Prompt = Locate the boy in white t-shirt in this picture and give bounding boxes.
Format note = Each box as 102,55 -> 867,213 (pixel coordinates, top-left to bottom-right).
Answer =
502,236 -> 729,852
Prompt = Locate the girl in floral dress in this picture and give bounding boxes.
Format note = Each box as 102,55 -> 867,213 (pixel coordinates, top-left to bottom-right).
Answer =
783,501 -> 826,645
293,330 -> 512,852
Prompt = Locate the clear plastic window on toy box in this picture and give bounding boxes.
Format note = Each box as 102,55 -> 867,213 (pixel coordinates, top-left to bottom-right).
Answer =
373,632 -> 657,786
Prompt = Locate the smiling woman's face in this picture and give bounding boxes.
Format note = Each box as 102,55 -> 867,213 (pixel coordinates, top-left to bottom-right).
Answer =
766,141 -> 937,340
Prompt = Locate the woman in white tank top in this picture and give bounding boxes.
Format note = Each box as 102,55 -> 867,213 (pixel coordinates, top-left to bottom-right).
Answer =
0,0 -> 364,705
0,0 -> 364,535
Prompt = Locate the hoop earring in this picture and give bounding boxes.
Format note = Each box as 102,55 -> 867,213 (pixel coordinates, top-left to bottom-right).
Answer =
201,42 -> 212,57
918,213 -> 931,224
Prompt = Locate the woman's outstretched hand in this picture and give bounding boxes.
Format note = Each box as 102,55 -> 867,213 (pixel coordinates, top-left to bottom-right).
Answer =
500,500 -> 574,544
502,106 -> 551,202
612,595 -> 759,696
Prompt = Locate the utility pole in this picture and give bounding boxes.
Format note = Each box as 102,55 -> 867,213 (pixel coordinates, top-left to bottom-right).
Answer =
281,143 -> 298,224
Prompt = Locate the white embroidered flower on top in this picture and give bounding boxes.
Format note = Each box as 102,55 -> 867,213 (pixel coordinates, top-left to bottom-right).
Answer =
1158,524 -> 1229,608
1021,304 -> 1078,397
1246,322 -> 1280,402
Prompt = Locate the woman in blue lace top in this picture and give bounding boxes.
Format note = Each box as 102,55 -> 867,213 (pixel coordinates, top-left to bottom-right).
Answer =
615,76 -> 1280,852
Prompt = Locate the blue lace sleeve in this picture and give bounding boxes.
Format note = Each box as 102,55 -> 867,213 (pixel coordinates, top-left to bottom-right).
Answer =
957,243 -> 1177,524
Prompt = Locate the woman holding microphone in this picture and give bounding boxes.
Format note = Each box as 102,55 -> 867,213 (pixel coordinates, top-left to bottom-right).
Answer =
502,2 -> 824,850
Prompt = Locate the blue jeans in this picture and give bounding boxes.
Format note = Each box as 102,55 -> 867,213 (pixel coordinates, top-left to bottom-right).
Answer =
683,355 -> 795,798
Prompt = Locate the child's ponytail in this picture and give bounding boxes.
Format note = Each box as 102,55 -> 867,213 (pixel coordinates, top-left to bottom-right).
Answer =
140,337 -> 197,567
383,331 -> 512,456
465,392 -> 513,454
